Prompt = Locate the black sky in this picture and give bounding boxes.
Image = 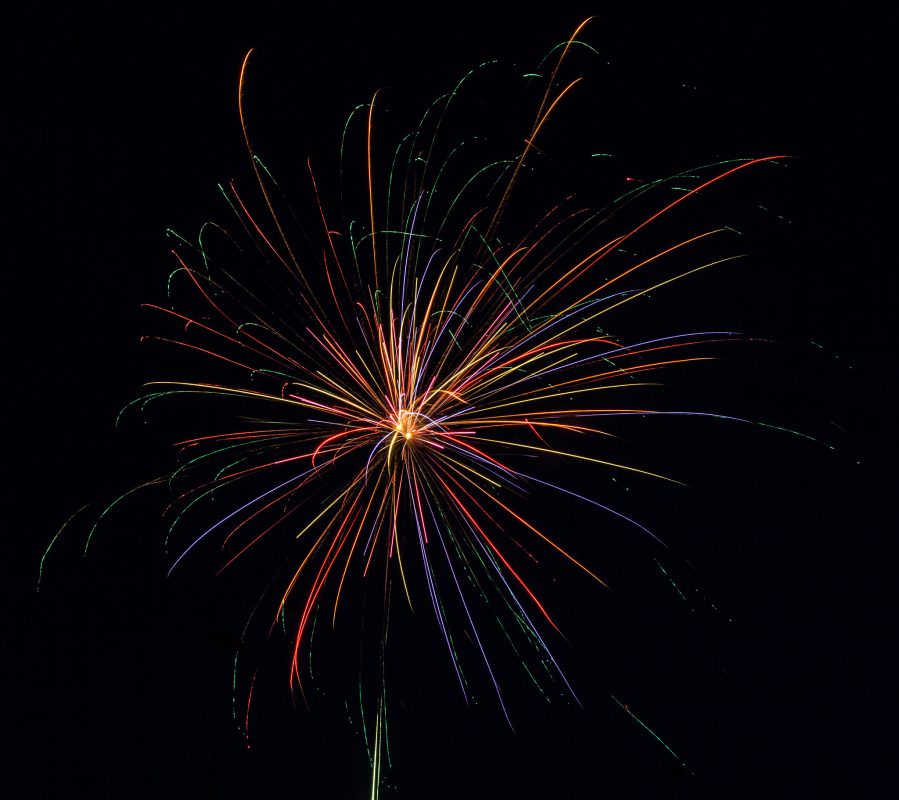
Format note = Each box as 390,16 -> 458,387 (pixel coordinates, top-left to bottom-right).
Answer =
10,6 -> 897,798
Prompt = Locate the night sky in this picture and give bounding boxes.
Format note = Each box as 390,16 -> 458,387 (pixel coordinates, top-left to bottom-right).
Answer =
11,7 -> 896,798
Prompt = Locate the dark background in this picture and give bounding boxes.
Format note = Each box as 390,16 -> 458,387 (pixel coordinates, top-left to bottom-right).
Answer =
9,5 -> 896,798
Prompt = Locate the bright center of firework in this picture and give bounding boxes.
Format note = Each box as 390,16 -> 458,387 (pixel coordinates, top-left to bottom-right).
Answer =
393,411 -> 418,440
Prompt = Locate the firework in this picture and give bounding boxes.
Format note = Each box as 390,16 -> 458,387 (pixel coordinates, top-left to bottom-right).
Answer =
43,19 -> 794,795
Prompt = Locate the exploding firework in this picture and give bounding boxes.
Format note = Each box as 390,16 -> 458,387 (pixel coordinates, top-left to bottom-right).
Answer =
42,19 -> 805,796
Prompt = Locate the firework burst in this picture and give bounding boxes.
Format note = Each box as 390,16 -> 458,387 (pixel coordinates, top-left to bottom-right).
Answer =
44,19 -> 795,795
